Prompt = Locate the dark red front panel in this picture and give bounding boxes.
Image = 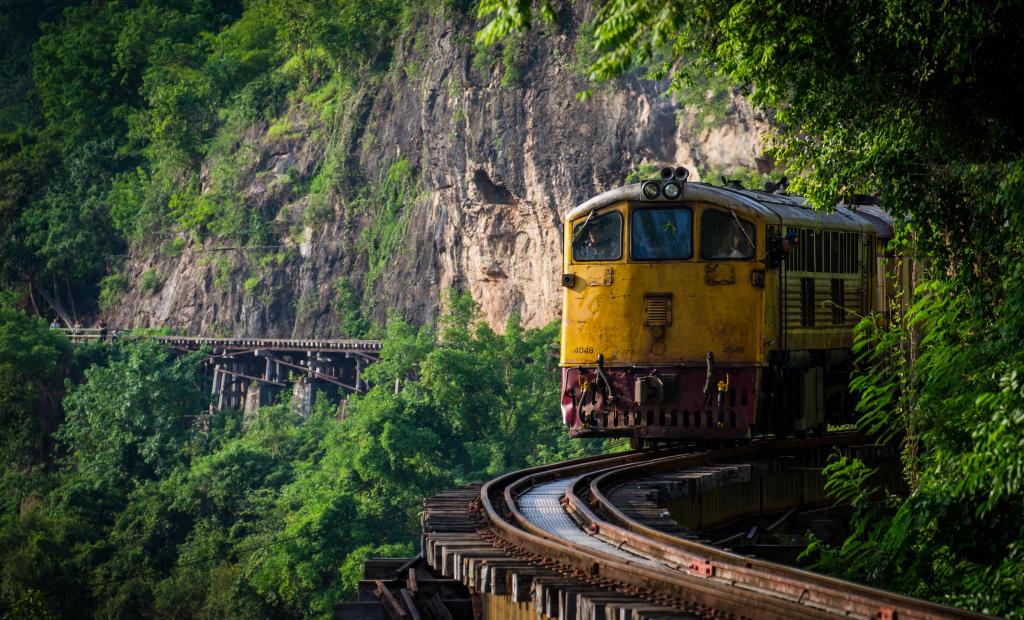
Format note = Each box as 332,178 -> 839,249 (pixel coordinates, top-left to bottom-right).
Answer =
561,366 -> 759,440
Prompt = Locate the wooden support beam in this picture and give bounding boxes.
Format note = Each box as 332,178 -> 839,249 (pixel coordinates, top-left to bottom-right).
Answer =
373,581 -> 407,619
350,351 -> 379,362
210,366 -> 221,413
269,357 -> 359,391
216,365 -> 227,411
398,589 -> 421,620
424,594 -> 454,620
216,366 -> 286,388
263,353 -> 275,382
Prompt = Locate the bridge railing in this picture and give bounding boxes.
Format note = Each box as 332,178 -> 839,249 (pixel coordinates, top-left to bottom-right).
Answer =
55,327 -> 128,342
52,327 -> 382,412
53,328 -> 382,350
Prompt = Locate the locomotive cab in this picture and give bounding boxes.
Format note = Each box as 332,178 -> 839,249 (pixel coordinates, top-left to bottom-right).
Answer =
560,179 -> 769,441
559,169 -> 891,442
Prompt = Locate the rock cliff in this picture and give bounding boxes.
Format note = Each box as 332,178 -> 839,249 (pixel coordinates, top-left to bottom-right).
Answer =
107,4 -> 769,336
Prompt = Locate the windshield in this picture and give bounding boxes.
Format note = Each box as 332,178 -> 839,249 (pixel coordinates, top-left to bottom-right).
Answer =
701,209 -> 755,260
572,211 -> 622,261
631,208 -> 693,260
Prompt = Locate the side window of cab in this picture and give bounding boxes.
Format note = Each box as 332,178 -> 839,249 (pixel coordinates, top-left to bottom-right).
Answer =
572,211 -> 623,261
701,209 -> 756,260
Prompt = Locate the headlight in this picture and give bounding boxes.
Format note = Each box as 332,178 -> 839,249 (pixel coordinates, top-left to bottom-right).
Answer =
642,181 -> 660,199
662,181 -> 681,199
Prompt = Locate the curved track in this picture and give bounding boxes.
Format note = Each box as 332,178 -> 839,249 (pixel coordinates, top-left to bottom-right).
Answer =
478,436 -> 987,620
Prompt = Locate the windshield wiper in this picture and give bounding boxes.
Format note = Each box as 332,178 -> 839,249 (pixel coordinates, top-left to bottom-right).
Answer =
730,209 -> 755,252
571,210 -> 597,244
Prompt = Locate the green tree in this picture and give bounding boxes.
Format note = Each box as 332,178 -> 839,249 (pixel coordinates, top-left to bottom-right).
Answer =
58,340 -> 206,496
0,0 -> 64,133
0,298 -> 72,513
21,139 -> 123,299
31,3 -> 127,147
1,291 -> 596,617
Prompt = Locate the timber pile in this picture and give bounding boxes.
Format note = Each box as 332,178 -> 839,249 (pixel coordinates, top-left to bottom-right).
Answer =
333,555 -> 473,620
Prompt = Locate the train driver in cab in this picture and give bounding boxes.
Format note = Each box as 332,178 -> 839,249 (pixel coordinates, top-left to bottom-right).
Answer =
572,212 -> 621,261
703,210 -> 755,260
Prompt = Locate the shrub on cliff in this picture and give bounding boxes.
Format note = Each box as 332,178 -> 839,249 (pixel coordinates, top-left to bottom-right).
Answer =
0,0 -> 410,313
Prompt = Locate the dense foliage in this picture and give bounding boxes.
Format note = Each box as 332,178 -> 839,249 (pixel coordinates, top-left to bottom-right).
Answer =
0,0 -> 410,320
0,298 -> 73,514
5,0 -> 1023,615
479,0 -> 1024,614
0,4 -> 596,616
0,293 -> 596,618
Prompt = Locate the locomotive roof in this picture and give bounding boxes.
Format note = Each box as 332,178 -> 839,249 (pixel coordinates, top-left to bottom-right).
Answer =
564,181 -> 893,238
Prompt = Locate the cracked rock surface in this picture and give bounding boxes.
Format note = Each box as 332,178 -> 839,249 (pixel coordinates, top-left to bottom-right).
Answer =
108,6 -> 769,336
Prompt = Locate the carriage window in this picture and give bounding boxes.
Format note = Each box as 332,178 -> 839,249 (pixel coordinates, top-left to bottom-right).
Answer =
630,208 -> 693,260
701,209 -> 756,260
572,211 -> 622,261
786,228 -> 861,273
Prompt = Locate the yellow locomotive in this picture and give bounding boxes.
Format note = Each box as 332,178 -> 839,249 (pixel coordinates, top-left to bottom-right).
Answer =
559,167 -> 893,442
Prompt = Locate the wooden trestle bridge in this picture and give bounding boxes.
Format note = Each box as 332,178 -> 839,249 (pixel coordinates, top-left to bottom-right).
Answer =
60,328 -> 382,414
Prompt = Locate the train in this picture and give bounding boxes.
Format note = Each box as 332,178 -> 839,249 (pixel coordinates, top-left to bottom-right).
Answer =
559,167 -> 894,444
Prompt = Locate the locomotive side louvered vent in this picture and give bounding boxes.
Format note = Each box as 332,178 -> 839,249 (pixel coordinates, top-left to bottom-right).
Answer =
643,293 -> 672,327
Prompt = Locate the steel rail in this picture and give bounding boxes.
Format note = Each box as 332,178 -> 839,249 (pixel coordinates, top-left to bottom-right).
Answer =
567,438 -> 990,619
482,441 -> 845,619
480,436 -> 989,620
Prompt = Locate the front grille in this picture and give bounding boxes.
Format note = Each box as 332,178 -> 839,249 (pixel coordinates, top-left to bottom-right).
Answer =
644,293 -> 672,327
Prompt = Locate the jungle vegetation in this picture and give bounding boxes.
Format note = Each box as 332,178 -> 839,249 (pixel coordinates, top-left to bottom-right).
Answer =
0,292 -> 598,617
0,0 -> 423,321
478,0 -> 1024,615
2,0 -> 1023,617
0,2 -> 591,616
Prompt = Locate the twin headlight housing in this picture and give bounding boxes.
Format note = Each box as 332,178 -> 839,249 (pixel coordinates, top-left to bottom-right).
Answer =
640,166 -> 689,201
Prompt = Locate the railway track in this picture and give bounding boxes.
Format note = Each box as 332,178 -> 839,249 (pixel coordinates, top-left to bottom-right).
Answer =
417,435 -> 989,619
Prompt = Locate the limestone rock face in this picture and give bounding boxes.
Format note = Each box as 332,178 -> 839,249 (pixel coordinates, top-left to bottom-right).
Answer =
107,6 -> 769,336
